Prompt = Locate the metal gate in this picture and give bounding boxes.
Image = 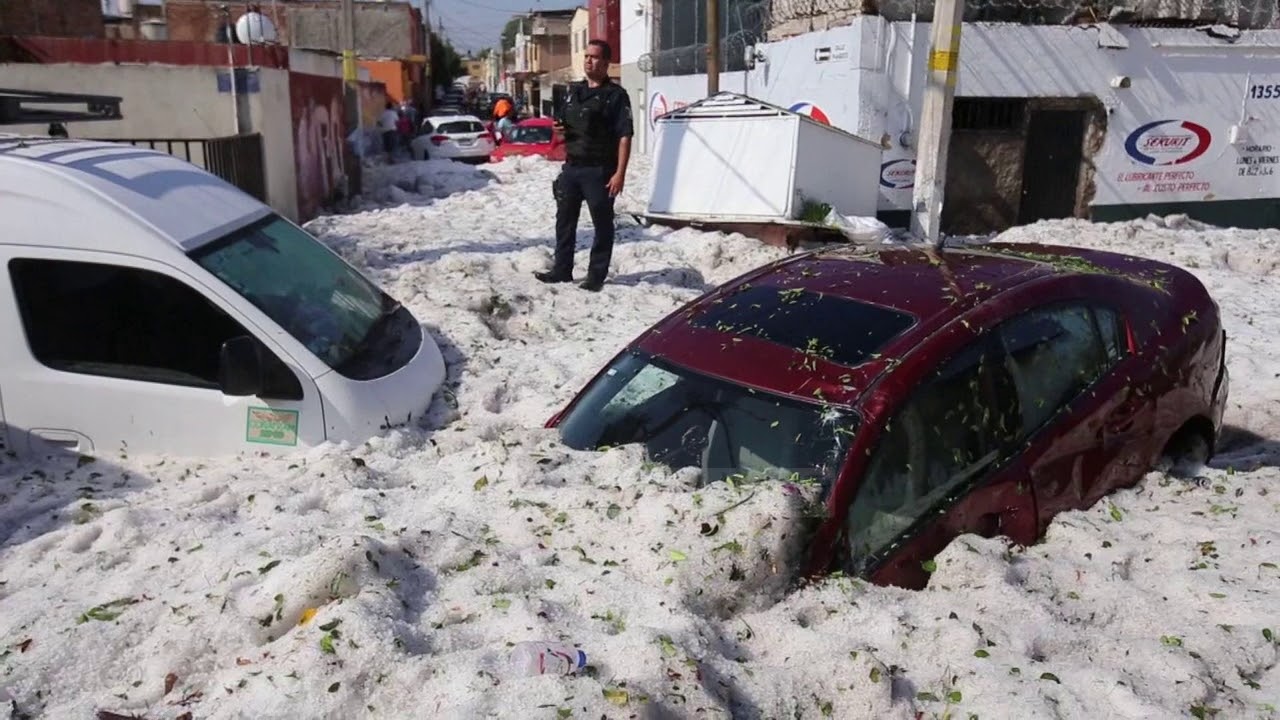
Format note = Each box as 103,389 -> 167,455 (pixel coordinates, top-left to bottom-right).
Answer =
98,133 -> 267,202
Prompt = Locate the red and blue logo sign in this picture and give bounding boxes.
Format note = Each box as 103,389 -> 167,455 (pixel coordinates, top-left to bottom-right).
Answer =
1124,120 -> 1212,166
649,92 -> 690,128
649,92 -> 668,128
788,102 -> 830,126
880,159 -> 916,189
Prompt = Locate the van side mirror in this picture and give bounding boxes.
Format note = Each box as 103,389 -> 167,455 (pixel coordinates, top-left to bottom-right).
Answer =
218,335 -> 264,397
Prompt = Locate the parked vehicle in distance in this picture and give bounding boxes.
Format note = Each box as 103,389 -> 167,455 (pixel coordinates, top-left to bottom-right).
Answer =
0,135 -> 446,457
547,242 -> 1228,589
490,117 -> 565,163
411,114 -> 496,163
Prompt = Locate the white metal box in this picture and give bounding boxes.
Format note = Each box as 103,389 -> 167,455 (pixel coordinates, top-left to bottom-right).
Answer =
646,92 -> 884,222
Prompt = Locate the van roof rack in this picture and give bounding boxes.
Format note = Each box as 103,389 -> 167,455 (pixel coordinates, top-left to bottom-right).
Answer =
0,88 -> 123,125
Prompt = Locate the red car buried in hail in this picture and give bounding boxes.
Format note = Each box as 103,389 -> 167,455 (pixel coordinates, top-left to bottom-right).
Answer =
548,242 -> 1229,590
489,117 -> 566,163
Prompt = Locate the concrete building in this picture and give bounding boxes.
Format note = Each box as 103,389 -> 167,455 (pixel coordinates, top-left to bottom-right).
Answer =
588,0 -> 620,77
625,1 -> 1280,232
485,52 -> 502,95
161,0 -> 428,104
506,9 -> 576,116
617,0 -> 653,151
532,9 -> 576,116
570,7 -> 590,81
0,0 -> 104,38
0,36 -> 391,223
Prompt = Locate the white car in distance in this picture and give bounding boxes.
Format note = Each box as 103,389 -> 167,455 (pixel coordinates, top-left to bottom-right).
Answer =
411,114 -> 495,164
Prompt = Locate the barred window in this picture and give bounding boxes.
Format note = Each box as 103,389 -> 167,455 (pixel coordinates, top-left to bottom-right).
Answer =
652,0 -> 765,76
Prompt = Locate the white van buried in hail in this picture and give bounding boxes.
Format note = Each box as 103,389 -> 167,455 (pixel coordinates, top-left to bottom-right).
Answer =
0,136 -> 446,457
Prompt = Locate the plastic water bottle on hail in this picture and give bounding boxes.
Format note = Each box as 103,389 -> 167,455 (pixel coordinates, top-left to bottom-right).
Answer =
508,641 -> 588,677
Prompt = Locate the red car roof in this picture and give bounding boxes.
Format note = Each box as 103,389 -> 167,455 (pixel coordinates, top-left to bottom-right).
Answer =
633,242 -> 1181,407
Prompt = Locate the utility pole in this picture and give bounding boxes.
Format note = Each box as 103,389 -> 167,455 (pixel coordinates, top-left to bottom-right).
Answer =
706,0 -> 719,95
423,0 -> 432,103
339,0 -> 361,194
339,0 -> 358,128
910,0 -> 965,248
219,4 -> 242,134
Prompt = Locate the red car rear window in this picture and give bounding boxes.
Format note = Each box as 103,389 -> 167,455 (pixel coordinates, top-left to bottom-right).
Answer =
690,285 -> 915,367
437,121 -> 484,134
510,126 -> 553,144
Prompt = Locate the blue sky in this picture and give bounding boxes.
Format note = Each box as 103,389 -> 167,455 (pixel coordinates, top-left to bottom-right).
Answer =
414,0 -> 583,54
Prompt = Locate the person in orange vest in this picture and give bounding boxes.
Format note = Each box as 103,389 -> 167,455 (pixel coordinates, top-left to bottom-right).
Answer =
493,97 -> 515,140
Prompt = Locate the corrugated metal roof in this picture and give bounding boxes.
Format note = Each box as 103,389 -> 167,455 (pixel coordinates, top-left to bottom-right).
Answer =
654,91 -> 884,148
655,92 -> 794,120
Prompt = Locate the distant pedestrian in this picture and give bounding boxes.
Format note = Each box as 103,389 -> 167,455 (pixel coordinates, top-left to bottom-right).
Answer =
378,101 -> 399,162
396,110 -> 412,151
534,40 -> 633,292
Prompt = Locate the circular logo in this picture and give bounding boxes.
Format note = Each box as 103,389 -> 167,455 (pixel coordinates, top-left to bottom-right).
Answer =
788,102 -> 831,126
880,158 -> 916,189
1124,120 -> 1212,166
649,92 -> 668,128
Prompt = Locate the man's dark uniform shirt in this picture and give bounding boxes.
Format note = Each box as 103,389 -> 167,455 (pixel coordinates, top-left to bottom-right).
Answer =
560,79 -> 634,167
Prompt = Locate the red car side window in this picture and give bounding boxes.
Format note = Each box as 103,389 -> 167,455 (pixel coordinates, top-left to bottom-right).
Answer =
845,337 -> 1010,571
844,302 -> 1124,573
997,305 -> 1116,438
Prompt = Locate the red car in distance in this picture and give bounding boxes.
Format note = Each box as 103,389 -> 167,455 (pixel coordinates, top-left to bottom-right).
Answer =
548,242 -> 1229,590
489,117 -> 566,163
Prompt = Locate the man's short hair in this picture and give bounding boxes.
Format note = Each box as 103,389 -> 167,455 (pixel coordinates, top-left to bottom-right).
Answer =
588,39 -> 612,62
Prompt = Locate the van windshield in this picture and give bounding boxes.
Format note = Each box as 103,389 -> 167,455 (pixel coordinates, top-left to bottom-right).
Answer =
191,214 -> 391,372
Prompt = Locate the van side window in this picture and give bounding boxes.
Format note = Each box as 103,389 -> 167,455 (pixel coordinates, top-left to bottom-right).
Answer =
9,259 -> 303,400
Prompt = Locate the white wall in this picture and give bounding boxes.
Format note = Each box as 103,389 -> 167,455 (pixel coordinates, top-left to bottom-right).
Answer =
642,19 -> 1280,218
246,68 -> 301,222
618,0 -> 649,65
877,23 -> 1280,214
618,0 -> 651,151
0,63 -> 237,138
287,48 -> 371,80
1,63 -> 303,222
644,23 -> 877,147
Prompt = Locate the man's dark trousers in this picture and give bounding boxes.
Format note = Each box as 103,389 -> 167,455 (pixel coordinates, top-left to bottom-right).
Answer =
552,163 -> 616,282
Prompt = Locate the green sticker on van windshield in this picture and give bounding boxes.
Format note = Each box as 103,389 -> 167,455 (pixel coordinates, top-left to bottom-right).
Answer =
246,407 -> 299,446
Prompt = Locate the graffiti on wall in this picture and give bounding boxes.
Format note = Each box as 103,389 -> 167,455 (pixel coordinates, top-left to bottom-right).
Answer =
290,72 -> 347,222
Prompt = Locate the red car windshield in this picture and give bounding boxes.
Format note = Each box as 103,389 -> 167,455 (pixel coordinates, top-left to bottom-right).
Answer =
558,351 -> 857,488
509,125 -> 553,144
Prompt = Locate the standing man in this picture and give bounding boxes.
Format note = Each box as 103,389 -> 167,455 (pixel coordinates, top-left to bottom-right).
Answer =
377,101 -> 400,163
534,39 -> 633,292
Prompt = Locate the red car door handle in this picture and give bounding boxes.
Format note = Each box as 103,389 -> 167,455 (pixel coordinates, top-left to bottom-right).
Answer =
976,512 -> 1001,537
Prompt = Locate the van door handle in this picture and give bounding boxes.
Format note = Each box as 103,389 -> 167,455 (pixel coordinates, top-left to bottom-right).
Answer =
31,429 -> 92,454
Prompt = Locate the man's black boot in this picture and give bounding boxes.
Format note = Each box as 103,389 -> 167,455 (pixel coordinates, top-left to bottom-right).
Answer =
535,271 -> 573,284
578,277 -> 604,292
